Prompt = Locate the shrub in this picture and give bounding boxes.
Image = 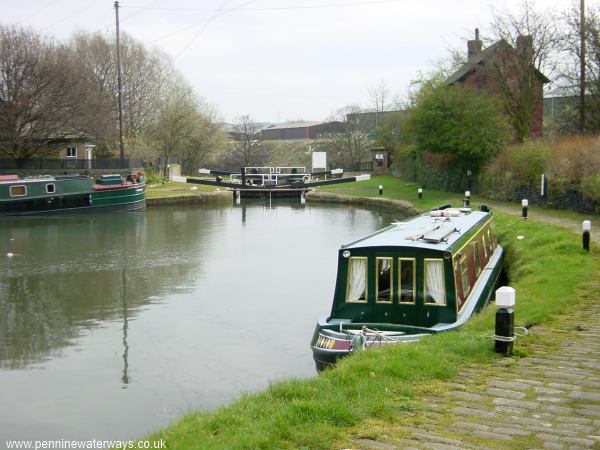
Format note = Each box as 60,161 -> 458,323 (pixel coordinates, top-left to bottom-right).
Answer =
405,85 -> 511,171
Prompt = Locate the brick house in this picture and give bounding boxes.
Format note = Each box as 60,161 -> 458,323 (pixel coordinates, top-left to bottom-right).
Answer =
446,29 -> 550,138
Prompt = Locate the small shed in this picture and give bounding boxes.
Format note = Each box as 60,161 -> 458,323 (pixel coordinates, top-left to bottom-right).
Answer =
371,148 -> 390,172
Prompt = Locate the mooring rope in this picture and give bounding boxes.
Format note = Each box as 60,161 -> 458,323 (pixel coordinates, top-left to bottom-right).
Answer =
490,326 -> 529,342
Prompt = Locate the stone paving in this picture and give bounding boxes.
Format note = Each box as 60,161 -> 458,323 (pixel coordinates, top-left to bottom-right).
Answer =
349,293 -> 600,449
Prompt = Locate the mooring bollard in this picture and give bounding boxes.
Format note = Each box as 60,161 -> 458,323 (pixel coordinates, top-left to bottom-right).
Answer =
378,184 -> 383,196
494,286 -> 515,356
418,188 -> 423,200
301,191 -> 306,205
583,220 -> 591,252
521,199 -> 528,220
464,191 -> 471,208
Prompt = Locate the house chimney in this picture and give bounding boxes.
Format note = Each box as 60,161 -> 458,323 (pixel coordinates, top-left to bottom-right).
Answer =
467,28 -> 482,59
516,34 -> 533,61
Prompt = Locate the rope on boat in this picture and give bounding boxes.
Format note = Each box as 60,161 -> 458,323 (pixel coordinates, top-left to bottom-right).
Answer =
490,326 -> 529,342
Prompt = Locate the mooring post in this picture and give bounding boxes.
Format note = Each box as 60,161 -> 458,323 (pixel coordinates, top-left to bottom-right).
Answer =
378,184 -> 383,196
300,191 -> 306,205
418,188 -> 423,200
541,174 -> 548,206
235,190 -> 241,205
583,220 -> 591,252
495,286 -> 515,356
521,199 -> 528,220
464,191 -> 471,207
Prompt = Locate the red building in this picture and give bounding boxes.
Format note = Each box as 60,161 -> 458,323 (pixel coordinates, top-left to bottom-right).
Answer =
446,29 -> 550,139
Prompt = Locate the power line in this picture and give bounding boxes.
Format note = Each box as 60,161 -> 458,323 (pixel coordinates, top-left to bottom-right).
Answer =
149,0 -> 255,45
39,0 -> 99,32
121,0 -> 403,12
174,0 -> 235,59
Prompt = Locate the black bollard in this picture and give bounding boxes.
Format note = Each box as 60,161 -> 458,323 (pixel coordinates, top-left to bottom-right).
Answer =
379,184 -> 383,196
521,199 -> 528,220
494,286 -> 515,356
583,220 -> 591,252
463,191 -> 471,208
418,188 -> 423,200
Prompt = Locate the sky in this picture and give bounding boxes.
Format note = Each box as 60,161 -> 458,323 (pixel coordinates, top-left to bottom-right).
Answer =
1,0 -> 583,123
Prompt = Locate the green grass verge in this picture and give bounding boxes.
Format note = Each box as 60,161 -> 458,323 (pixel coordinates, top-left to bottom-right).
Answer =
145,181 -> 218,198
145,180 -> 598,449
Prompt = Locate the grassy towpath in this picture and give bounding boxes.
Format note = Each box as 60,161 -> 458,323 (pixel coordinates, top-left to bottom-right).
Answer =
145,176 -> 599,449
319,174 -> 600,246
318,176 -> 600,449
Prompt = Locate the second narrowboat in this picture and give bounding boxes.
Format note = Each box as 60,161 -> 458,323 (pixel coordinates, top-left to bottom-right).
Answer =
0,173 -> 145,216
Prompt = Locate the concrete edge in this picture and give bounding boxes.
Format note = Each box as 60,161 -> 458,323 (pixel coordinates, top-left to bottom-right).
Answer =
306,191 -> 419,216
146,191 -> 232,206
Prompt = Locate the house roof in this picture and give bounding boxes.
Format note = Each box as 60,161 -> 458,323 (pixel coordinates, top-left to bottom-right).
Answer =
445,39 -> 550,86
263,121 -> 322,130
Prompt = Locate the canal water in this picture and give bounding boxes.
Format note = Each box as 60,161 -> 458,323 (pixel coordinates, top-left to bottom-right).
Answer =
0,201 -> 396,443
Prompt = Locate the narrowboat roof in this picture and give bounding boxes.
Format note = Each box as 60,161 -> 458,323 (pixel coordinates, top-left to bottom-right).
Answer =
342,209 -> 491,252
0,175 -> 92,184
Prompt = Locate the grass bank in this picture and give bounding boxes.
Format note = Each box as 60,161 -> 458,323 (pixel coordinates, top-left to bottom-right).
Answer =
145,176 -> 598,449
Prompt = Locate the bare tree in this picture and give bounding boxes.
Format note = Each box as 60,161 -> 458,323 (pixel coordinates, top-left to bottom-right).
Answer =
145,76 -> 202,179
367,79 -> 390,127
0,25 -> 91,159
489,0 -> 560,140
222,115 -> 270,168
327,105 -> 370,170
558,3 -> 600,133
70,31 -> 172,155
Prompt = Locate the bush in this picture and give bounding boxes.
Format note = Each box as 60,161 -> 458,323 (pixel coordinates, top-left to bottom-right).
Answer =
405,85 -> 511,171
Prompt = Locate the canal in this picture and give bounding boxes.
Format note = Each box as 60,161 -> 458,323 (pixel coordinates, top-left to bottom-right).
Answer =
0,201 -> 396,443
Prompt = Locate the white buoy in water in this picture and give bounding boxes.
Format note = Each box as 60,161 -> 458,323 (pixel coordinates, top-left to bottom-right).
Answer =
7,253 -> 14,257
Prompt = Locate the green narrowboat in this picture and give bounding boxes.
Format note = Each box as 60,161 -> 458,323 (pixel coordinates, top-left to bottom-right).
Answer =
0,174 -> 145,215
310,206 -> 503,371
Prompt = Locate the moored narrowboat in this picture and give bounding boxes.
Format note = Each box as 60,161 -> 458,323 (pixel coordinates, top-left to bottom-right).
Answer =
0,174 -> 145,215
310,206 -> 503,371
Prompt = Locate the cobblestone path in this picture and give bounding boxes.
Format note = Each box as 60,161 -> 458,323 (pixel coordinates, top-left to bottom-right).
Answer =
350,296 -> 600,450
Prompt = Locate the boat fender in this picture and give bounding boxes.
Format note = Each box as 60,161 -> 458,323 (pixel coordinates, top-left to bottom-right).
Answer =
350,334 -> 366,353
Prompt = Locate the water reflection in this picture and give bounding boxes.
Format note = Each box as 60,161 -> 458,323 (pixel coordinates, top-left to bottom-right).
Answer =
0,211 -> 208,370
0,202 -> 397,442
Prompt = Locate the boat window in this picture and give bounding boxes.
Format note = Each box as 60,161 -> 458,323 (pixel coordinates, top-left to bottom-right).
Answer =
424,259 -> 446,305
346,257 -> 367,303
10,185 -> 27,197
376,257 -> 393,303
398,258 -> 415,303
46,183 -> 56,194
460,256 -> 470,298
472,241 -> 481,275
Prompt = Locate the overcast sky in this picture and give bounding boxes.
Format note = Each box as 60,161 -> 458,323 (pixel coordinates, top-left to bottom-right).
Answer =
2,0 -> 584,123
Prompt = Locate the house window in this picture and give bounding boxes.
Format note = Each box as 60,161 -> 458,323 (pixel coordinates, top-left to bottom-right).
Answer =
46,183 -> 56,194
346,257 -> 367,303
66,147 -> 77,158
398,258 -> 415,304
10,185 -> 27,197
424,259 -> 446,305
375,257 -> 392,303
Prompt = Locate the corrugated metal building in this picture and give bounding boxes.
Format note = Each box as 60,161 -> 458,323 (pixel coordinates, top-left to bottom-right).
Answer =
261,121 -> 343,141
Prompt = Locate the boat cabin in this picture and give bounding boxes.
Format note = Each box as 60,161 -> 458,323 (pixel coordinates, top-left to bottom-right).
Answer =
329,208 -> 499,329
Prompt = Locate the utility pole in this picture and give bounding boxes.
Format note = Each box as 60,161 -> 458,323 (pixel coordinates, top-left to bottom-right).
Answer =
580,0 -> 586,133
115,0 -> 125,159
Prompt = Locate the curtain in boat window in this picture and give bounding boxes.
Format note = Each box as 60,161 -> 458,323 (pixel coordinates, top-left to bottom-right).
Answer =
425,259 -> 446,305
347,257 -> 367,302
376,258 -> 392,303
